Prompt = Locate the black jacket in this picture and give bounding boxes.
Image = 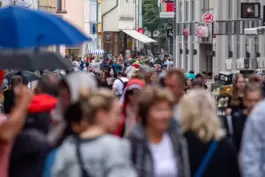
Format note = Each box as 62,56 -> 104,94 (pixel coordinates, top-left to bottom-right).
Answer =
184,131 -> 241,177
9,129 -> 51,177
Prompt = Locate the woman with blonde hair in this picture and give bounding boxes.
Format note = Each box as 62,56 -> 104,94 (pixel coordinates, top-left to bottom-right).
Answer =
178,89 -> 240,177
45,89 -> 137,177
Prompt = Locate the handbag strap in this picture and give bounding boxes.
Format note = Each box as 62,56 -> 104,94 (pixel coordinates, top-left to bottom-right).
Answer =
75,137 -> 91,177
194,141 -> 218,177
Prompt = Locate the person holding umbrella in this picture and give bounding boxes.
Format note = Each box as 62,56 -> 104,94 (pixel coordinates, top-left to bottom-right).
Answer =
0,85 -> 33,177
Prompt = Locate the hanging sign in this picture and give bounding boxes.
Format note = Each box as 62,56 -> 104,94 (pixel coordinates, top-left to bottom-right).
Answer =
137,28 -> 145,34
159,0 -> 174,18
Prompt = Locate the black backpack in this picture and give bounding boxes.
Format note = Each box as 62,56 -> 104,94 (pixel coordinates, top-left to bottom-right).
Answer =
118,78 -> 128,95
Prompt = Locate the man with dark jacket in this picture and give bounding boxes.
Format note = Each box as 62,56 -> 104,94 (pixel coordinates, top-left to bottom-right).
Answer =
9,74 -> 58,177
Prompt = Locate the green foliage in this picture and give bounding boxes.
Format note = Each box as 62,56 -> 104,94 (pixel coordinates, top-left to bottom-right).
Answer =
142,0 -> 172,37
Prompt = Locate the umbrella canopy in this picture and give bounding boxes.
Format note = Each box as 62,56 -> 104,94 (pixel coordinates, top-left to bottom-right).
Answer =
164,60 -> 174,66
0,50 -> 73,70
5,70 -> 40,82
0,6 -> 90,48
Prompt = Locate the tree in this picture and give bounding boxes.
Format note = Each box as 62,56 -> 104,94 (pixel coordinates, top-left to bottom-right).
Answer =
142,0 -> 172,38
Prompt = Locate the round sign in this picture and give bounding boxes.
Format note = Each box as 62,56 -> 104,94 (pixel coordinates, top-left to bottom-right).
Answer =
137,28 -> 145,34
202,13 -> 214,24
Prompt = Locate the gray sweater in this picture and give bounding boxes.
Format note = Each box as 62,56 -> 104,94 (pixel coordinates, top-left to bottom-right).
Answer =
241,100 -> 265,177
51,135 -> 137,177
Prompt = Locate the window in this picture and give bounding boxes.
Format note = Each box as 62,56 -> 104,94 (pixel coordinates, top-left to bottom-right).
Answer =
237,35 -> 240,58
201,0 -> 204,13
89,2 -> 97,23
255,37 -> 259,54
191,0 -> 195,21
213,21 -> 227,35
177,23 -> 184,35
228,0 -> 232,19
235,21 -> 241,35
190,23 -> 195,35
237,0 -> 241,18
179,2 -> 183,22
204,0 -> 209,11
185,1 -> 189,21
192,35 -> 195,43
227,21 -> 233,35
90,23 -> 97,34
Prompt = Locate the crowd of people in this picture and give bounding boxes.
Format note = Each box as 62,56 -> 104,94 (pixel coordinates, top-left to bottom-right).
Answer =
1,53 -> 265,177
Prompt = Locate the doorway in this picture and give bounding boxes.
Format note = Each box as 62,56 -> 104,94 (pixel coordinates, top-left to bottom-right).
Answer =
199,44 -> 213,72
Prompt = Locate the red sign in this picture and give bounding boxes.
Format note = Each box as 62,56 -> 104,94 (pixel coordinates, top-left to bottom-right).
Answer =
196,27 -> 203,37
202,13 -> 214,24
183,28 -> 189,36
137,28 -> 145,34
196,26 -> 209,38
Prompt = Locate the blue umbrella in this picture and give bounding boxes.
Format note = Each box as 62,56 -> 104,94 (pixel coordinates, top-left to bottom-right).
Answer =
0,6 -> 91,48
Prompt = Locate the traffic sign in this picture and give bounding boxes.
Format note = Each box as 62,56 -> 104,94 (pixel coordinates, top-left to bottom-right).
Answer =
202,12 -> 214,24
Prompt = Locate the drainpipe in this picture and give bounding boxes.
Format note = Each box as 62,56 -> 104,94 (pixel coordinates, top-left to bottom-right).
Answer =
55,0 -> 61,54
101,0 -> 119,48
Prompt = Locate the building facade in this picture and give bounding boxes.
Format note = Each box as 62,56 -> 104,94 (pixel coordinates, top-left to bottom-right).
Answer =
101,0 -> 135,56
175,0 -> 264,74
84,0 -> 101,53
101,0 -> 154,57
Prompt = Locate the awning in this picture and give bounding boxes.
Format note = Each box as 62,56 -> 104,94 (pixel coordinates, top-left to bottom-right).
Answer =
121,29 -> 157,43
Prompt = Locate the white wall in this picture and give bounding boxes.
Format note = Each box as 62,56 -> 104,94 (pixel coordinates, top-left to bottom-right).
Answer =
119,0 -> 135,30
102,0 -> 119,31
102,0 -> 136,31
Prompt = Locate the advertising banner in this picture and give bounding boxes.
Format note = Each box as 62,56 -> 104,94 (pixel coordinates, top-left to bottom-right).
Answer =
159,0 -> 174,18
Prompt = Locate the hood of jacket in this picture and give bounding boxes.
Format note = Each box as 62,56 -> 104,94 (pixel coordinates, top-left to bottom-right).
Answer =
52,72 -> 97,121
48,72 -> 97,145
28,94 -> 57,113
64,72 -> 97,103
120,78 -> 145,104
114,79 -> 145,137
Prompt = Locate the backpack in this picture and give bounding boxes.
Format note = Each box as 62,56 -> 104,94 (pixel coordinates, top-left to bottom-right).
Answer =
118,78 -> 128,96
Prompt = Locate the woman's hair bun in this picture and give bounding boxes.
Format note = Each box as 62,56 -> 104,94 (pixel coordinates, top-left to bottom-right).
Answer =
79,87 -> 90,101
